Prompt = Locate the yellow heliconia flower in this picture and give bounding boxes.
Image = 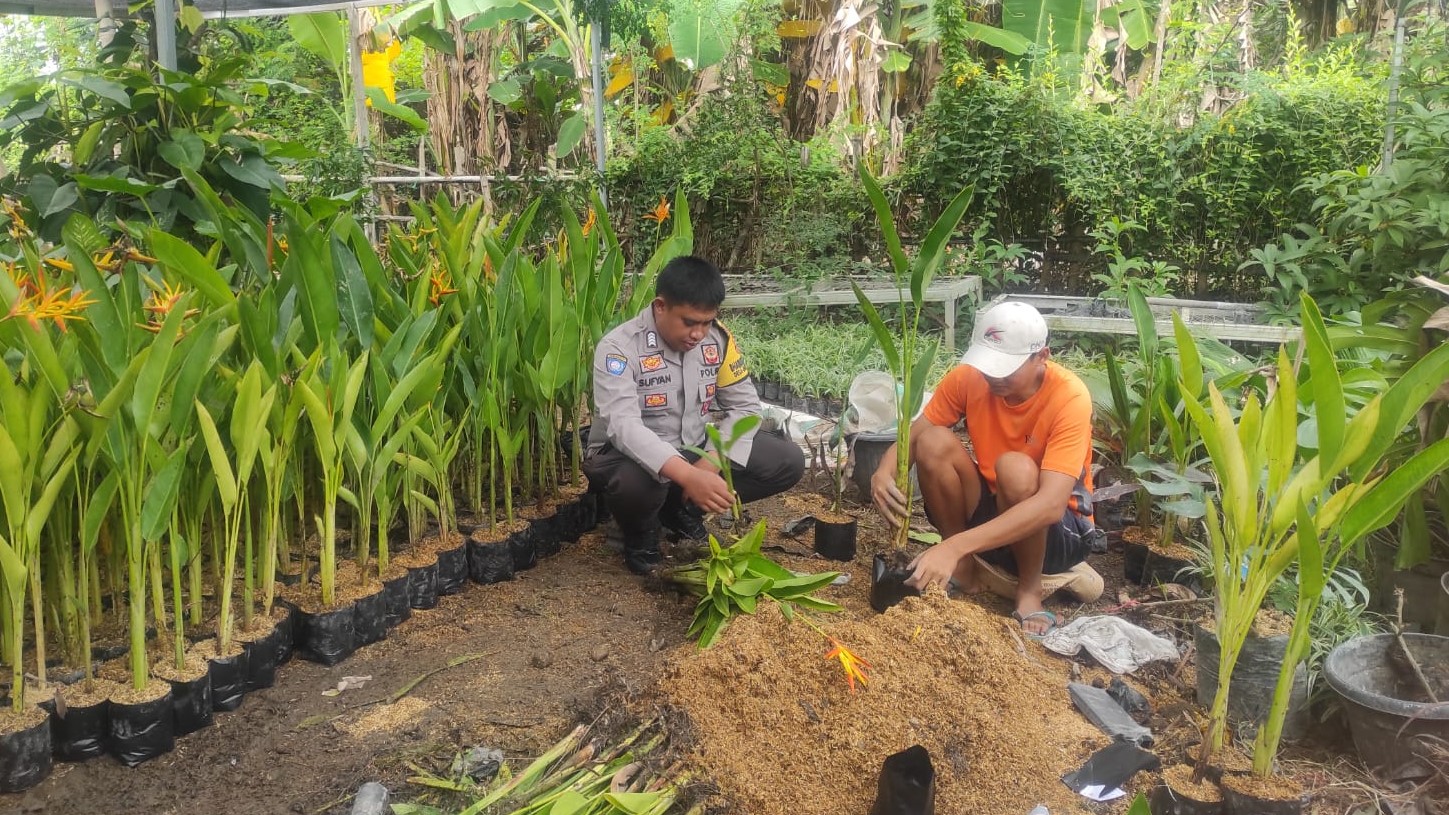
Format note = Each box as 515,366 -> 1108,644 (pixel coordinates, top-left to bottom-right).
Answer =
43,256 -> 76,273
824,637 -> 872,693
362,39 -> 403,105
582,207 -> 597,237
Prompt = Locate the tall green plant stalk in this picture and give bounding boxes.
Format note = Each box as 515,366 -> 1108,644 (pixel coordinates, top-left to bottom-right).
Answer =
1245,296 -> 1449,775
296,351 -> 370,608
1183,293 -> 1449,773
194,363 -> 273,653
853,166 -> 973,549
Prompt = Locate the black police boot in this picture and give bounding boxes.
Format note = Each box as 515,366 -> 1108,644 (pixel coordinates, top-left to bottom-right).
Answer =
659,501 -> 709,543
622,526 -> 663,575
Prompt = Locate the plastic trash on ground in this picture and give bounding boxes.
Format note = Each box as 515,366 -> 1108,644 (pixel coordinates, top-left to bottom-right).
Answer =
1040,615 -> 1180,674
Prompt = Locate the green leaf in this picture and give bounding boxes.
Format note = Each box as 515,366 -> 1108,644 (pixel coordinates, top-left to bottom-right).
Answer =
365,87 -> 427,132
72,173 -> 155,196
881,50 -> 912,73
487,77 -> 522,105
289,12 -> 348,72
1300,294 -> 1344,466
67,74 -> 131,108
331,233 -> 375,349
195,401 -> 238,510
555,113 -> 586,157
158,131 -> 206,172
601,792 -> 667,814
1126,793 -> 1152,815
0,535 -> 25,598
960,21 -> 1033,53
141,446 -> 189,541
751,59 -> 789,85
668,0 -> 744,71
73,120 -> 105,166
1340,437 -> 1449,547
42,182 -> 79,218
149,229 -> 237,309
1001,0 -> 1095,60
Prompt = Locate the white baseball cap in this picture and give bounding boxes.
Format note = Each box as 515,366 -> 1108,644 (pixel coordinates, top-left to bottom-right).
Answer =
961,301 -> 1049,378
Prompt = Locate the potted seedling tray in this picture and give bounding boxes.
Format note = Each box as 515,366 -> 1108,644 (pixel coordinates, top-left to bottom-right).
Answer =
984,293 -> 1299,344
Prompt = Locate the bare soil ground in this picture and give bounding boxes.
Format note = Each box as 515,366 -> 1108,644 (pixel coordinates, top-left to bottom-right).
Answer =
0,484 -> 1435,815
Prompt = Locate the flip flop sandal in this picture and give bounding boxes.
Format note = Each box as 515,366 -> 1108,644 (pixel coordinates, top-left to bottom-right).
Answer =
1012,609 -> 1059,640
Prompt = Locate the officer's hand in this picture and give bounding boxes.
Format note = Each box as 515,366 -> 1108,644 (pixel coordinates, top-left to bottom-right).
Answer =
871,467 -> 908,530
681,468 -> 734,515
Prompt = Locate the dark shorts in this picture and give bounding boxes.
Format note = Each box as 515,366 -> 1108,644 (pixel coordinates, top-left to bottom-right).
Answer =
969,491 -> 1094,576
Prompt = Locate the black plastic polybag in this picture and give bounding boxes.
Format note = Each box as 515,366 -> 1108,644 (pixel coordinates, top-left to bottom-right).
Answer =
109,692 -> 175,767
297,604 -> 357,666
869,745 -> 936,815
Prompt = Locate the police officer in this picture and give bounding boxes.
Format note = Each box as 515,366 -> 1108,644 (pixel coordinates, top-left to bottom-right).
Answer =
585,256 -> 805,574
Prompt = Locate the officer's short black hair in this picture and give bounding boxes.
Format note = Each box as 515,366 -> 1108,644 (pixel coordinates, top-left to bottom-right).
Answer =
656,256 -> 726,310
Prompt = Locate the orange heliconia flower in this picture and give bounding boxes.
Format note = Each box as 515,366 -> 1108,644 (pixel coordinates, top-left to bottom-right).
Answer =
139,279 -> 199,333
4,279 -> 95,333
643,196 -> 670,224
429,267 -> 459,306
824,637 -> 872,693
582,207 -> 597,236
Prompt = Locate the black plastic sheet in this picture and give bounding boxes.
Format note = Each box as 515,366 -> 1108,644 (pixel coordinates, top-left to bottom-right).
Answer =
871,553 -> 921,613
435,544 -> 468,595
208,650 -> 248,712
406,561 -> 439,610
168,672 -> 214,736
511,525 -> 540,571
109,691 -> 175,767
46,695 -> 108,761
869,745 -> 935,815
382,574 -> 412,629
814,519 -> 858,562
297,604 -> 357,666
353,589 -> 390,646
0,713 -> 52,791
468,538 -> 515,584
244,627 -> 281,691
1195,625 -> 1307,742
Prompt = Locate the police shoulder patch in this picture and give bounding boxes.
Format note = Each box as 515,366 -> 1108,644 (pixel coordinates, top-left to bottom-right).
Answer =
605,354 -> 628,376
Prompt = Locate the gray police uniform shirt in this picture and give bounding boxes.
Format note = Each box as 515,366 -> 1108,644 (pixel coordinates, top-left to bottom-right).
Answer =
589,304 -> 762,480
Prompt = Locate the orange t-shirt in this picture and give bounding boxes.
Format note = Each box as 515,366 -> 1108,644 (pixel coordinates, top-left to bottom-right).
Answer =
922,361 -> 1095,516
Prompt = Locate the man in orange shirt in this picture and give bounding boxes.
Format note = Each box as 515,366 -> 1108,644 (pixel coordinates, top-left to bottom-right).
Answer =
870,301 -> 1103,636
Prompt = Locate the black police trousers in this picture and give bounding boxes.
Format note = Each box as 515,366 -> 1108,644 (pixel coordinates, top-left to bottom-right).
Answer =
583,428 -> 806,538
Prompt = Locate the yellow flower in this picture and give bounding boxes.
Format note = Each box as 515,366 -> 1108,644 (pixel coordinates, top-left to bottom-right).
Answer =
582,207 -> 597,237
643,196 -> 671,224
43,256 -> 76,273
362,39 -> 403,105
824,637 -> 872,693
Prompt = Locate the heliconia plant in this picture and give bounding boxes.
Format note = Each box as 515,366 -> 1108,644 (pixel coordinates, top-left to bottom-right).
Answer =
1183,292 -> 1449,777
852,166 -> 973,548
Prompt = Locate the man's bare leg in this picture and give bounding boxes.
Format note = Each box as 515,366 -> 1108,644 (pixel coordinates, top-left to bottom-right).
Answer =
995,452 -> 1053,634
912,425 -> 985,592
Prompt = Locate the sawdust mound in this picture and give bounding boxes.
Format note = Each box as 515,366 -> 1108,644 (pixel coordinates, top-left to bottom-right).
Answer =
661,592 -> 1105,815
